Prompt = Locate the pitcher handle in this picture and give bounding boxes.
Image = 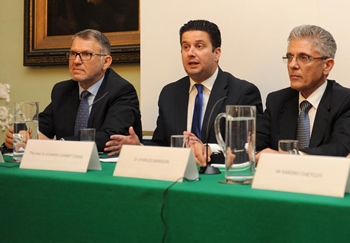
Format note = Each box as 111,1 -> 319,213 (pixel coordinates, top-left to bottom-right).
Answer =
214,112 -> 227,156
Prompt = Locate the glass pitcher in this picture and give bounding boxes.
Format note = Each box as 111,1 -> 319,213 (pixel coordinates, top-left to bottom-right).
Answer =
215,105 -> 256,184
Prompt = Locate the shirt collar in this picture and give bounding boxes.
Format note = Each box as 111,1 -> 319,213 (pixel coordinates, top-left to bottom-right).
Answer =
189,67 -> 219,93
78,75 -> 104,98
298,80 -> 327,109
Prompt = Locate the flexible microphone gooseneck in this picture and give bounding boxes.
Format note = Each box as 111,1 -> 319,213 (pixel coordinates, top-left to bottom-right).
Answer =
199,95 -> 227,175
76,92 -> 109,136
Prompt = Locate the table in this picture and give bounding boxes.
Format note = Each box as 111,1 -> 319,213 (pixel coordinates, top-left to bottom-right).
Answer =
1,159 -> 350,243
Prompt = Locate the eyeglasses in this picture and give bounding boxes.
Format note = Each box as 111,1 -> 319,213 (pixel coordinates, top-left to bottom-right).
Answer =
66,51 -> 107,61
282,54 -> 328,64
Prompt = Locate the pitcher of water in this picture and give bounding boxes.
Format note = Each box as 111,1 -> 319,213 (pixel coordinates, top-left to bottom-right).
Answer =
215,105 -> 256,184
13,101 -> 39,162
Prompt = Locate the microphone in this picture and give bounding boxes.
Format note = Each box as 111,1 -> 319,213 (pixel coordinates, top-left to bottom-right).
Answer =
75,92 -> 109,137
199,95 -> 227,174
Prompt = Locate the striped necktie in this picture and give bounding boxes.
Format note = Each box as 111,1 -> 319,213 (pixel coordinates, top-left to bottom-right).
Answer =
74,90 -> 91,136
191,84 -> 203,140
296,100 -> 312,149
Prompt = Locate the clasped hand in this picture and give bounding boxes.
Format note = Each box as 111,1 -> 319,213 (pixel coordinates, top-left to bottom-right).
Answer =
5,127 -> 32,150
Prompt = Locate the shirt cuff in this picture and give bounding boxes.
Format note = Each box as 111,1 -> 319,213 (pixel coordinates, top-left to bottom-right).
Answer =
208,143 -> 222,153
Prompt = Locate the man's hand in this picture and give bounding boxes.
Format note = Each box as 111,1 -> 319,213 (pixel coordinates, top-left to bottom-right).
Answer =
5,127 -> 31,150
5,127 -> 14,149
6,127 -> 51,149
39,132 -> 49,140
12,130 -> 31,152
226,147 -> 236,169
255,148 -> 278,164
104,126 -> 140,156
183,131 -> 211,167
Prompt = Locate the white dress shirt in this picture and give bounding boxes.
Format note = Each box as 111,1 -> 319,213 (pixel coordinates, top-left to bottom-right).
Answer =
187,68 -> 218,131
187,67 -> 222,152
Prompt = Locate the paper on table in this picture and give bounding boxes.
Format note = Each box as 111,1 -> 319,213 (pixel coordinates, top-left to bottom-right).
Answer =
100,157 -> 118,162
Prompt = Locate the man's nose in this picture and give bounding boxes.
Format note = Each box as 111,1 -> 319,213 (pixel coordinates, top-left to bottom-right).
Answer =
187,46 -> 195,56
73,53 -> 83,63
289,56 -> 299,69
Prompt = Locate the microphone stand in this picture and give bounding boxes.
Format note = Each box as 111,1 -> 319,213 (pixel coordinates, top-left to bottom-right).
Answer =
199,96 -> 227,175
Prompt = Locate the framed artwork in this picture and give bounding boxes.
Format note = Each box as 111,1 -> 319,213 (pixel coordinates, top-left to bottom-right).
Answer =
24,0 -> 140,66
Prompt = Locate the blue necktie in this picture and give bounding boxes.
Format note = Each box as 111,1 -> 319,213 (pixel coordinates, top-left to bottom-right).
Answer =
191,84 -> 203,139
296,100 -> 312,149
74,90 -> 91,136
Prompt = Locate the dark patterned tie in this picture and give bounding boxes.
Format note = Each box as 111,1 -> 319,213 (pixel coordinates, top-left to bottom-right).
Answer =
74,90 -> 91,136
191,84 -> 203,140
296,100 -> 312,149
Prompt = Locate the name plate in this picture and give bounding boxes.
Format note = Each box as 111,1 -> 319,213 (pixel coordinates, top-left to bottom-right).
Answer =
114,145 -> 199,182
252,153 -> 350,197
20,140 -> 101,172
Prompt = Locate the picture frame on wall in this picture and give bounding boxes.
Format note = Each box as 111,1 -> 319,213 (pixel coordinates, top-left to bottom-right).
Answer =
24,0 -> 140,66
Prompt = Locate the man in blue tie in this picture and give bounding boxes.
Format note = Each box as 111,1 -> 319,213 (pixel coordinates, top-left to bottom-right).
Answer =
105,20 -> 263,166
256,25 -> 350,161
4,29 -> 142,152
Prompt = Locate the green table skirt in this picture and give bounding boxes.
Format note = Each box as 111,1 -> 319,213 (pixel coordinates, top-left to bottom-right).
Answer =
1,161 -> 350,243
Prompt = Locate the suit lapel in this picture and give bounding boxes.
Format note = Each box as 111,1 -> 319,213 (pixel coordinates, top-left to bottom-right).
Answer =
175,78 -> 190,134
88,69 -> 111,127
68,85 -> 80,134
89,81 -> 107,126
279,96 -> 299,139
310,83 -> 331,147
201,69 -> 228,142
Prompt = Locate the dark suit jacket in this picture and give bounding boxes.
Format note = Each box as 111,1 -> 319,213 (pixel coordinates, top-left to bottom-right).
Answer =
257,80 -> 350,156
152,68 -> 263,146
39,68 -> 142,152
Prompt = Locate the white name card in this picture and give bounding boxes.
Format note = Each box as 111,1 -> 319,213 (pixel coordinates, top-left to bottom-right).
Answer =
20,140 -> 101,172
114,145 -> 199,182
252,153 -> 350,198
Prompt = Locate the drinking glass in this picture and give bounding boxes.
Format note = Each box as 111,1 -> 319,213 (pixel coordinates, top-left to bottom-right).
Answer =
170,135 -> 189,148
278,140 -> 299,154
79,128 -> 96,141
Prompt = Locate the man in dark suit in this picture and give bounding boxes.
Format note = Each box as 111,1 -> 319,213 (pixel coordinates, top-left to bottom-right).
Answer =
256,25 -> 350,160
5,29 -> 142,152
104,20 -> 263,165
151,68 -> 262,147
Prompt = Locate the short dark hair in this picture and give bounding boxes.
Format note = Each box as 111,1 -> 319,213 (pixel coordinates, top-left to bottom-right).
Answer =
179,20 -> 221,51
72,29 -> 111,55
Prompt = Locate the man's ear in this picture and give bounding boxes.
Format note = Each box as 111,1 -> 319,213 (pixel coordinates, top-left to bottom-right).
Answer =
214,47 -> 221,62
323,58 -> 335,76
103,55 -> 112,70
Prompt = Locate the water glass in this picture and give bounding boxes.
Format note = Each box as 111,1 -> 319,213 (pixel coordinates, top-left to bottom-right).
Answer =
278,140 -> 299,154
79,128 -> 96,141
170,135 -> 189,148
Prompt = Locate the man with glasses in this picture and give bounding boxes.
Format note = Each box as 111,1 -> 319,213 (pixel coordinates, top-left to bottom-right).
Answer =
4,29 -> 142,152
256,25 -> 350,160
